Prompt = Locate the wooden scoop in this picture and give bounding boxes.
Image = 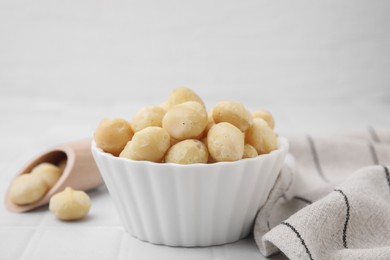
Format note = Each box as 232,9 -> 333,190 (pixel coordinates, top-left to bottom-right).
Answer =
5,139 -> 103,213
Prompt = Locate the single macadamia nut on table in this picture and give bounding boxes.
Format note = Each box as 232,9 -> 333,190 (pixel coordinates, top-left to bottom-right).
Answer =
9,174 -> 48,205
212,101 -> 253,132
167,87 -> 205,109
252,110 -> 275,129
245,118 -> 278,155
31,162 -> 62,189
242,144 -> 258,159
207,122 -> 244,162
49,187 -> 91,221
94,118 -> 134,156
165,139 -> 208,164
120,127 -> 170,162
162,101 -> 208,140
131,106 -> 166,132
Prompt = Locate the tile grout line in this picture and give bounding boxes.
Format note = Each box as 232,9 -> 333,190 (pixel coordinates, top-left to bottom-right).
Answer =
18,213 -> 49,260
116,231 -> 126,260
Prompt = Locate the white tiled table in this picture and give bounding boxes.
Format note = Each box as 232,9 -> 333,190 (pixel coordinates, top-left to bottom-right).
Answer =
1,97 -> 389,259
1,0 -> 390,258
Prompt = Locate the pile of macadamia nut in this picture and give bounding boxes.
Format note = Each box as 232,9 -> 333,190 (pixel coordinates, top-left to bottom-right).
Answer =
94,87 -> 277,164
8,161 -> 91,221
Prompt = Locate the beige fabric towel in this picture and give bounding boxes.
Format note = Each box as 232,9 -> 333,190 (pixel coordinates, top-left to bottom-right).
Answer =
254,127 -> 390,259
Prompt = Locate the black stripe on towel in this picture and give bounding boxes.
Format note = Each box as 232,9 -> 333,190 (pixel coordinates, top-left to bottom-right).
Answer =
281,221 -> 314,260
369,142 -> 379,165
334,189 -> 350,248
266,167 -> 295,231
383,166 -> 390,189
368,126 -> 380,142
293,196 -> 313,205
307,135 -> 329,183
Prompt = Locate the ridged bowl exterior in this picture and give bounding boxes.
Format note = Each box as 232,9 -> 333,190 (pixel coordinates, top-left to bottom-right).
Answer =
92,137 -> 288,247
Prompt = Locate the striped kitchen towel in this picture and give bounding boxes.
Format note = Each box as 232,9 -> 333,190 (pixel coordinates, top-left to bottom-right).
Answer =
254,127 -> 390,259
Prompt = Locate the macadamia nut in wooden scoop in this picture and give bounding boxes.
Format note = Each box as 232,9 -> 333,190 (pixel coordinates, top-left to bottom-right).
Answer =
31,162 -> 62,189
9,174 -> 48,205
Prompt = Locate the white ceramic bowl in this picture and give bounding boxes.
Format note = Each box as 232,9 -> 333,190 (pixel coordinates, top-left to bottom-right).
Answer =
92,137 -> 288,247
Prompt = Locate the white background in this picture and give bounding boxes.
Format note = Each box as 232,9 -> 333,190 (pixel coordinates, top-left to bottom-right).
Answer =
1,0 -> 389,259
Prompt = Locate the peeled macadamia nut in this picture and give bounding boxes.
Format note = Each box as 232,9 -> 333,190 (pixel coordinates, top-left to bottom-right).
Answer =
49,187 -> 91,221
167,87 -> 205,109
9,174 -> 48,205
94,118 -> 134,156
131,106 -> 166,132
162,101 -> 207,140
31,162 -> 61,189
252,110 -> 275,129
242,144 -> 258,159
245,118 -> 278,155
207,122 -> 244,162
165,139 -> 208,164
119,127 -> 170,162
212,101 -> 253,132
